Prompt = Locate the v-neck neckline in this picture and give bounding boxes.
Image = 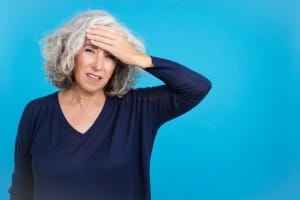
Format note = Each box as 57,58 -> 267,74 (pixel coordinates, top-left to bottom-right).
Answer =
55,91 -> 110,137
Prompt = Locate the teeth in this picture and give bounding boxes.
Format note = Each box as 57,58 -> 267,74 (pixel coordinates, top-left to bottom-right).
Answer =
87,73 -> 101,80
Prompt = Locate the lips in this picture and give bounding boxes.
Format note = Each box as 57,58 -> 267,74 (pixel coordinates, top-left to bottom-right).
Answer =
87,73 -> 102,80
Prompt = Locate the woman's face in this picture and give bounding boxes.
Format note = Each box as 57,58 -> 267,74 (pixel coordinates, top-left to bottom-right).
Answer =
73,39 -> 117,94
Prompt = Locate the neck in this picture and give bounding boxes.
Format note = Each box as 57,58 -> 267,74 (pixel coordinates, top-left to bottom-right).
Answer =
61,86 -> 106,108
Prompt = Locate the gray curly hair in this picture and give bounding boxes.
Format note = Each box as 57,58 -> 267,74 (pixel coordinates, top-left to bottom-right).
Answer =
41,10 -> 145,97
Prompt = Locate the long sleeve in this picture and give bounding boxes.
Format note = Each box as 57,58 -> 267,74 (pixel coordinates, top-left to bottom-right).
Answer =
7,56 -> 212,200
142,56 -> 212,127
9,104 -> 34,200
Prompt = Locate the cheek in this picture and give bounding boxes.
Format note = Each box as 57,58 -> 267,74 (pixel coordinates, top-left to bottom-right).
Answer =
73,65 -> 81,78
106,63 -> 117,78
72,63 -> 87,84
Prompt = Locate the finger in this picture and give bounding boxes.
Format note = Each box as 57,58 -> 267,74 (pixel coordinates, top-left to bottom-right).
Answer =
87,29 -> 125,48
87,29 -> 115,40
89,25 -> 117,37
96,25 -> 125,37
86,34 -> 113,46
90,39 -> 113,53
92,24 -> 117,33
90,25 -> 126,39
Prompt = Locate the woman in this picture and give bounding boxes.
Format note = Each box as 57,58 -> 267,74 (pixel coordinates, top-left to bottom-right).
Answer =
9,10 -> 212,200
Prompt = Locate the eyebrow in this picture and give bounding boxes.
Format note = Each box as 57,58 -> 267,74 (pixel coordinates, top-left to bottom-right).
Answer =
83,43 -> 98,49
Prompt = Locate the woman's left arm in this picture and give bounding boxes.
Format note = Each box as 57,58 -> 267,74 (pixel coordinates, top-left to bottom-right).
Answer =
140,56 -> 212,125
86,25 -> 212,124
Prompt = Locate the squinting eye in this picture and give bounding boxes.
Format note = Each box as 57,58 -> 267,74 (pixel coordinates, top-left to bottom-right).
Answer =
85,48 -> 95,53
105,54 -> 115,60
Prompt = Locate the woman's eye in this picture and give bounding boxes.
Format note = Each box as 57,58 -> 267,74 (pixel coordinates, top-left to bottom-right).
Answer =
105,54 -> 115,60
85,48 -> 95,53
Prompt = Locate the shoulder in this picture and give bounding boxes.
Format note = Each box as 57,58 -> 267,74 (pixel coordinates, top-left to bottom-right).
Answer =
24,92 -> 58,113
27,92 -> 57,106
17,92 -> 58,133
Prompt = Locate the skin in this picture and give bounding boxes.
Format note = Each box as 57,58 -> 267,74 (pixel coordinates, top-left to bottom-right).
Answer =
58,25 -> 153,134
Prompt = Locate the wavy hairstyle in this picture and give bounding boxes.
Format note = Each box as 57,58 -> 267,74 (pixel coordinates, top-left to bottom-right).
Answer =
41,10 -> 145,97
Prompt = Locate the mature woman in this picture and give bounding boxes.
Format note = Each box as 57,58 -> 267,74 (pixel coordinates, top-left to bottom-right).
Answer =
9,10 -> 212,200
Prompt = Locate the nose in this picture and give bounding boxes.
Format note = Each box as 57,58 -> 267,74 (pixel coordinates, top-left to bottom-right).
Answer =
93,50 -> 105,70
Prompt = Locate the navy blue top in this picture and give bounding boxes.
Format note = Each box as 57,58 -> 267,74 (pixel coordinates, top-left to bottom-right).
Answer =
9,57 -> 212,200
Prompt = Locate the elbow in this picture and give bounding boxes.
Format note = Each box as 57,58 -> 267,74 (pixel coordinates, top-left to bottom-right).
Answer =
176,76 -> 212,107
203,78 -> 212,95
181,78 -> 212,106
198,77 -> 212,98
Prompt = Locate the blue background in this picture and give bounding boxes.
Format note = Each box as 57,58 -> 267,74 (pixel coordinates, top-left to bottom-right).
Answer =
1,0 -> 299,199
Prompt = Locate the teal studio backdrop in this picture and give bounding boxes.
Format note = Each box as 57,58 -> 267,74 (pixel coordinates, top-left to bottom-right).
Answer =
1,0 -> 299,199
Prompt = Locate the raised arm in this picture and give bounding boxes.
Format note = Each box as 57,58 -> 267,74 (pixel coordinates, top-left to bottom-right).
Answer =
138,56 -> 212,126
85,25 -> 212,125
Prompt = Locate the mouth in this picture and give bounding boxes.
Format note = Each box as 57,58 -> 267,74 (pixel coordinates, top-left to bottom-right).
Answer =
87,73 -> 102,80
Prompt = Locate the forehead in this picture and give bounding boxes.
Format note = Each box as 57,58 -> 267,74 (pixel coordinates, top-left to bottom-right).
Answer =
83,39 -> 97,48
80,39 -> 113,56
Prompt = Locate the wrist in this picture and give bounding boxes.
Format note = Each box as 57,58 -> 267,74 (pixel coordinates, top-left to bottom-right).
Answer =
136,54 -> 153,69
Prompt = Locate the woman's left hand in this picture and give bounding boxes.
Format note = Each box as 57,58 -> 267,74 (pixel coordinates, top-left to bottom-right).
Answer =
86,25 -> 153,68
